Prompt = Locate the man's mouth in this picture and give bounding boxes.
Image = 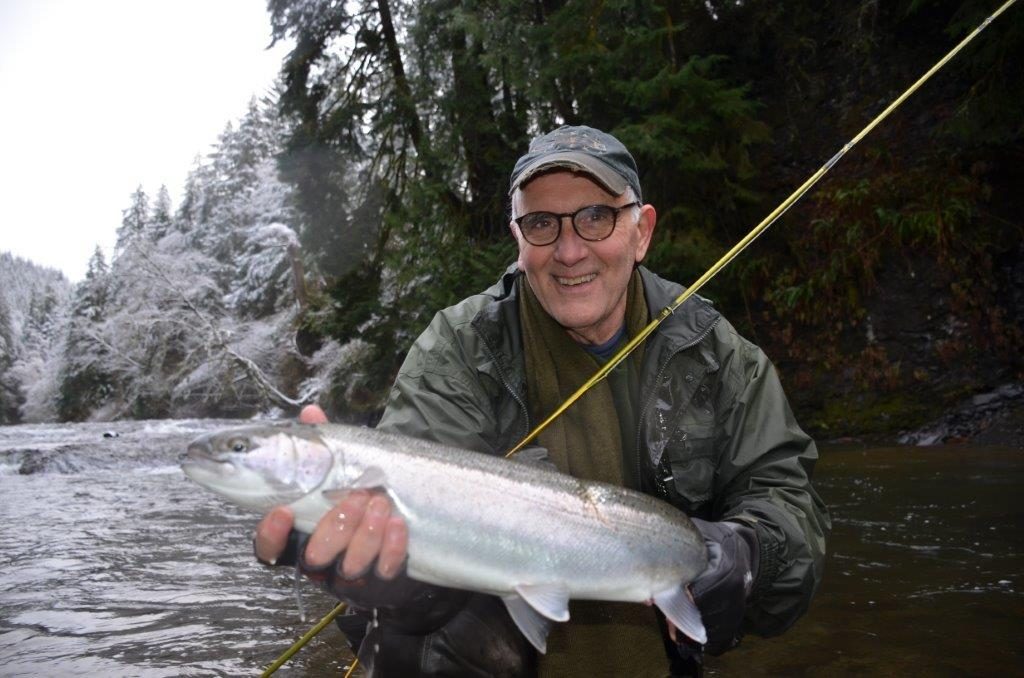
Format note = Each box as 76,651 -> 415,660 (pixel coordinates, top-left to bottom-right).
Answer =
555,273 -> 596,287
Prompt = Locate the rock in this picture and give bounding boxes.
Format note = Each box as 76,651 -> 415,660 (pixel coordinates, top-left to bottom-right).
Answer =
899,382 -> 1024,447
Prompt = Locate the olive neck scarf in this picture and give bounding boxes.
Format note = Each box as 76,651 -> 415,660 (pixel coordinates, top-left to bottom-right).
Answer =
518,270 -> 648,485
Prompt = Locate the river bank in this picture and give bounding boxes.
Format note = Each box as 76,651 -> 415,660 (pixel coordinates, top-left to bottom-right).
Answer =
897,382 -> 1024,449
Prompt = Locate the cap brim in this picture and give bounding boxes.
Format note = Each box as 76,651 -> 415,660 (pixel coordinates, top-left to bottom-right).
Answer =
509,151 -> 629,196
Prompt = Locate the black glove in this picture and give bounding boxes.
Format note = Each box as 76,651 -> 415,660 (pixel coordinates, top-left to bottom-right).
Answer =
256,528 -> 470,635
257,530 -> 535,675
686,518 -> 760,655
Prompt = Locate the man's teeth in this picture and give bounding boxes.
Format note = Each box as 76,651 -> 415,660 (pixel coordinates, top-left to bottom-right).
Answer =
556,274 -> 596,286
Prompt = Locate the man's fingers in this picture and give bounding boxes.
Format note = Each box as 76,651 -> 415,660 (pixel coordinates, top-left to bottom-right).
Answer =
299,404 -> 328,424
255,505 -> 294,564
375,516 -> 409,580
304,491 -> 370,567
341,494 -> 391,578
300,489 -> 409,578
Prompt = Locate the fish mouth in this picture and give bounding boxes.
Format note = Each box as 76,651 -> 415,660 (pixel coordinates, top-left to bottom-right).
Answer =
181,444 -> 233,475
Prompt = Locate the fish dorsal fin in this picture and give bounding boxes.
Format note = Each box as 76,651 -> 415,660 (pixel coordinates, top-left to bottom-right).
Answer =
501,594 -> 553,654
653,584 -> 707,646
514,583 -> 570,622
321,466 -> 389,503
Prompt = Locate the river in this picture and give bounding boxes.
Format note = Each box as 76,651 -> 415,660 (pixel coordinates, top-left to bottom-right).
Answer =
0,421 -> 1020,676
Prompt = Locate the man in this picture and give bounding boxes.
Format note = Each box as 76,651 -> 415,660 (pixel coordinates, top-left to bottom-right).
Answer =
256,125 -> 829,676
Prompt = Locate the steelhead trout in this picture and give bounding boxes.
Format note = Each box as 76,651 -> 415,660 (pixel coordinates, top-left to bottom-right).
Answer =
182,422 -> 708,652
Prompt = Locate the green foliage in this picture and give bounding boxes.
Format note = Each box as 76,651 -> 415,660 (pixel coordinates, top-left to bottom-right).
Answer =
57,365 -> 113,422
268,0 -> 1023,428
741,147 -> 1022,402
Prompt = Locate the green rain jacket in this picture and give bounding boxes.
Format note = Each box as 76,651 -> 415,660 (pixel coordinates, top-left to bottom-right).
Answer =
369,265 -> 829,669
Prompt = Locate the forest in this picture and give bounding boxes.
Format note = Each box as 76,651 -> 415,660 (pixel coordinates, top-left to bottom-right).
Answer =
1,0 -> 1021,440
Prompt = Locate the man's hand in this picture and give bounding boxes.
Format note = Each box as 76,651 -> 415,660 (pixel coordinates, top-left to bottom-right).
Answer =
253,404 -> 409,580
675,518 -> 759,656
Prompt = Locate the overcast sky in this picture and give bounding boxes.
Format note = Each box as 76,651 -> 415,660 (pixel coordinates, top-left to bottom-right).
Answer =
0,0 -> 291,282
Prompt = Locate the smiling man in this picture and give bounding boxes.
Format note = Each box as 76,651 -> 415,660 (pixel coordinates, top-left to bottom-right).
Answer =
256,125 -> 829,677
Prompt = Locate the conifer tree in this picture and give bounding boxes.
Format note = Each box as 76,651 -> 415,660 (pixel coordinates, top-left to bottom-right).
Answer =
58,247 -> 114,420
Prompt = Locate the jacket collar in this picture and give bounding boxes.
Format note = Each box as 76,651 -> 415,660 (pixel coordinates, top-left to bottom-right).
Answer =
470,264 -> 528,398
637,266 -> 721,358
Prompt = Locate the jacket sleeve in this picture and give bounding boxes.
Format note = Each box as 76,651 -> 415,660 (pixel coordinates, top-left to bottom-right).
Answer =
710,327 -> 831,638
377,311 -> 502,453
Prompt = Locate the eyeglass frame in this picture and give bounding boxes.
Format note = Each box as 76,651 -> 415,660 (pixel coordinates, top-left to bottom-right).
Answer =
512,201 -> 641,246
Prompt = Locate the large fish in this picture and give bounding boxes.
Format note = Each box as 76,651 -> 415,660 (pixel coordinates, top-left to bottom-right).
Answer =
182,422 -> 708,654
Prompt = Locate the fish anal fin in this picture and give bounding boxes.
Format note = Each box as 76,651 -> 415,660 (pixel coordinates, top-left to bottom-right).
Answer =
501,594 -> 554,654
653,585 -> 707,646
514,583 -> 571,622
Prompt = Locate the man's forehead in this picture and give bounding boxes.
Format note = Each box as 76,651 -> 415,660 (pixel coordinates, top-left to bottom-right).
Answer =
513,170 -> 618,209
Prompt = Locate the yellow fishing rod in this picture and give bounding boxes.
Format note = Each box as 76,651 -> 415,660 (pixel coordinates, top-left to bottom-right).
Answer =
261,0 -> 1018,673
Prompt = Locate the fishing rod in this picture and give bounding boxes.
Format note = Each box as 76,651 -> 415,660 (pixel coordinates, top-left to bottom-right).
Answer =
262,0 -> 1019,673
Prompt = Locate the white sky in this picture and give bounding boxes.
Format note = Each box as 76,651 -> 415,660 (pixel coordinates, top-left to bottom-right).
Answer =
0,0 -> 292,282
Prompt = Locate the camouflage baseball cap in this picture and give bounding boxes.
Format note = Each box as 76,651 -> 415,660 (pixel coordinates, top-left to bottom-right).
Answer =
509,125 -> 642,201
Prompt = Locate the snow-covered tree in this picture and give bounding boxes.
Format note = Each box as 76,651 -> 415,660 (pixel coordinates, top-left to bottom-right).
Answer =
57,248 -> 114,421
0,252 -> 73,423
0,293 -> 18,422
150,185 -> 174,240
52,93 -> 311,421
115,186 -> 149,255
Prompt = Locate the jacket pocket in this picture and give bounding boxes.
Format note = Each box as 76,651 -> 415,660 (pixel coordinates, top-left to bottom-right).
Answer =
664,424 -> 716,511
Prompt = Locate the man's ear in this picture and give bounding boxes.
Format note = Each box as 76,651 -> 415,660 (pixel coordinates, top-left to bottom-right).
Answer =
634,204 -> 657,263
509,220 -> 527,270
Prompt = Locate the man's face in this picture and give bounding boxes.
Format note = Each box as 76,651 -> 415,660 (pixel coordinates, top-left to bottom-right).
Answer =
510,171 -> 656,345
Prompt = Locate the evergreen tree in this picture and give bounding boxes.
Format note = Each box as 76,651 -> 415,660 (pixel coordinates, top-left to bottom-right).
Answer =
58,247 -> 114,420
178,155 -> 209,233
0,294 -> 18,423
0,252 -> 73,422
151,185 -> 174,240
115,186 -> 150,254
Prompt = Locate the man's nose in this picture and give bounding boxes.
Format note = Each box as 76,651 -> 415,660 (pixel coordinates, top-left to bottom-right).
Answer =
553,217 -> 588,265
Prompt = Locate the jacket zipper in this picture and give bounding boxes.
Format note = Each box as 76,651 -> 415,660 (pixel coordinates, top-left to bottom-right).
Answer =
634,317 -> 721,489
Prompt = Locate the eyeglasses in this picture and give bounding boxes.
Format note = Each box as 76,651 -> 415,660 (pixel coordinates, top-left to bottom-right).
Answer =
513,202 -> 640,246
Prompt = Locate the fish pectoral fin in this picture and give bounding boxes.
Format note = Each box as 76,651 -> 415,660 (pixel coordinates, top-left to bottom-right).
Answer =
501,594 -> 553,654
351,465 -> 389,490
514,583 -> 571,622
653,584 -> 707,646
321,488 -> 349,504
321,466 -> 390,503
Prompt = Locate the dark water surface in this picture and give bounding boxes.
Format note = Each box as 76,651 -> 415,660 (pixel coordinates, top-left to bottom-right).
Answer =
708,444 -> 1024,676
1,422 -> 1021,676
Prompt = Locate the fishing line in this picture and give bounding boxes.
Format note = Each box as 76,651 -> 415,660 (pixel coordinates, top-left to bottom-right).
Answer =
261,0 -> 1018,673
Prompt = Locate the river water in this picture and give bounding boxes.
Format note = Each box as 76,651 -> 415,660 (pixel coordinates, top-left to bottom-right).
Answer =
0,421 -> 1020,676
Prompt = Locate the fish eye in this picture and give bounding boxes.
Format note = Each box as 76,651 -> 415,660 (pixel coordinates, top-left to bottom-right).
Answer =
229,439 -> 248,453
